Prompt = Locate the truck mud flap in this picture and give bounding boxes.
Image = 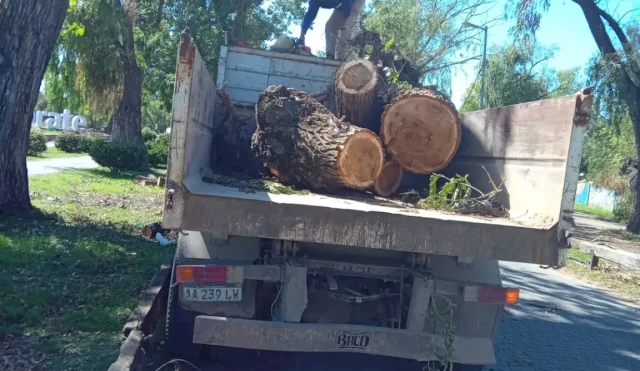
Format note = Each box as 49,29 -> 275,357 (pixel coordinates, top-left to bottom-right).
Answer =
193,316 -> 496,365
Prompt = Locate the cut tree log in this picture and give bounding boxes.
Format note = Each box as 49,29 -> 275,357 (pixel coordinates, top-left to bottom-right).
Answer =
335,59 -> 378,129
373,159 -> 403,197
381,88 -> 461,174
252,85 -> 385,191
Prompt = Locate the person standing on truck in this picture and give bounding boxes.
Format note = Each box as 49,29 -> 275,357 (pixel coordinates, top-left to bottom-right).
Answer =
299,0 -> 365,60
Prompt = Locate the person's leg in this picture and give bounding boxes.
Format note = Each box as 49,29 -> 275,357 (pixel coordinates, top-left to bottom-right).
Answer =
325,8 -> 345,59
335,0 -> 365,60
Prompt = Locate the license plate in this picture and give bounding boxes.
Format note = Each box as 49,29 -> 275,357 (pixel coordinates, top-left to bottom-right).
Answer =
183,285 -> 242,302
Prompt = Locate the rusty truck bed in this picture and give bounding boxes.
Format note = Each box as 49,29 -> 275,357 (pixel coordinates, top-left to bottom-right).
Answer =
162,34 -> 592,266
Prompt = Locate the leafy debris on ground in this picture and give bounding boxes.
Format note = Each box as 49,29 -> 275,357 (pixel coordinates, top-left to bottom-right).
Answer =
0,334 -> 48,371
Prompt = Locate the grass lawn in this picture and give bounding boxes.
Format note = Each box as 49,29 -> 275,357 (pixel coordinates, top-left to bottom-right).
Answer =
0,169 -> 169,370
27,147 -> 87,162
564,249 -> 640,303
574,203 -> 615,220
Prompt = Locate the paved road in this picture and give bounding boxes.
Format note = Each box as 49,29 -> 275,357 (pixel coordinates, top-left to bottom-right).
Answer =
492,262 -> 640,371
146,262 -> 640,371
27,156 -> 99,176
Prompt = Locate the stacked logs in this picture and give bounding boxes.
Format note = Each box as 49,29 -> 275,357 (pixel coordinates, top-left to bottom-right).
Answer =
251,59 -> 461,196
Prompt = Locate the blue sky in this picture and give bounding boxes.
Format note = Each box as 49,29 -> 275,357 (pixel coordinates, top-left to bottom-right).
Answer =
291,0 -> 638,106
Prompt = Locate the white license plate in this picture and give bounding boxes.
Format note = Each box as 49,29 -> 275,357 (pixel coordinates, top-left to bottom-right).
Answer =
183,285 -> 242,302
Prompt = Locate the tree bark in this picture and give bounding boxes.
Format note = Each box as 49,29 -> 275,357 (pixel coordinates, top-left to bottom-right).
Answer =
373,159 -> 403,197
335,59 -> 378,129
380,88 -> 461,174
572,0 -> 640,233
252,85 -> 385,191
110,0 -> 145,149
0,0 -> 69,214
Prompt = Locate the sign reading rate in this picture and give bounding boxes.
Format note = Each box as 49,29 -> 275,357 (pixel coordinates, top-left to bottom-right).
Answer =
32,109 -> 87,131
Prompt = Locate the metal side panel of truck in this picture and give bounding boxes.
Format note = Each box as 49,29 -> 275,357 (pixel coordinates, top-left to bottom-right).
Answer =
162,34 -> 592,368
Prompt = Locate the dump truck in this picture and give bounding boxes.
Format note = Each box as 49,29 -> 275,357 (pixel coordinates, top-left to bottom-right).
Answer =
162,33 -> 592,369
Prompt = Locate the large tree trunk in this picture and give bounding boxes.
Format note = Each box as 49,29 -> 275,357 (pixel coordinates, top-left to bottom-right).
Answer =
0,0 -> 69,214
380,88 -> 461,174
252,85 -> 385,191
626,102 -> 640,232
110,0 -> 145,148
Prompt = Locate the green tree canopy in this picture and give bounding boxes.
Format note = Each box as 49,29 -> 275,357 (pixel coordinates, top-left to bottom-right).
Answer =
460,41 -> 582,112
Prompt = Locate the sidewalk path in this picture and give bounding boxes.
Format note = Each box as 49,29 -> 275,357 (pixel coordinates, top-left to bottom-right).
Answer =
27,156 -> 99,176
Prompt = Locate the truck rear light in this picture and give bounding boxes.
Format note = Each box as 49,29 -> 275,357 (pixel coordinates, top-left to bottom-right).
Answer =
176,265 -> 227,284
463,286 -> 519,305
176,265 -> 244,284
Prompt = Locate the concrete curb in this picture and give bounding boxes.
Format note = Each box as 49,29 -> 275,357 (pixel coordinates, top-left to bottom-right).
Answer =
570,238 -> 640,270
107,253 -> 174,371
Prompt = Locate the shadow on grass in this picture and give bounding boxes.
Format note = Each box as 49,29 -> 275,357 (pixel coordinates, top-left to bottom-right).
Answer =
0,208 -> 170,370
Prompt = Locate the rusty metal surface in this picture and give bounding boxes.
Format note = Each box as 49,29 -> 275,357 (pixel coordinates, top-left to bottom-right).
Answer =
179,188 -> 560,265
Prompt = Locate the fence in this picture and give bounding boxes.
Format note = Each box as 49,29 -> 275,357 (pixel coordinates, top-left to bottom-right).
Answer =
575,181 -> 617,211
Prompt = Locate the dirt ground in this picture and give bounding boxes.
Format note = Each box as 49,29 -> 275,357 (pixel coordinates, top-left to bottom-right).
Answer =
572,212 -> 640,255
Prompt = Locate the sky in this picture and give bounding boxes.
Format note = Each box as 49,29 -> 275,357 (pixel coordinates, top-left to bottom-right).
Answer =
288,0 -> 638,106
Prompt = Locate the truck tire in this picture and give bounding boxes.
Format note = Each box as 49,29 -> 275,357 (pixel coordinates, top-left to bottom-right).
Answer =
165,259 -> 202,359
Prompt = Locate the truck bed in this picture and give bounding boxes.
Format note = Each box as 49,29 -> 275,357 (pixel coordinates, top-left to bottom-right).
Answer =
163,34 -> 592,266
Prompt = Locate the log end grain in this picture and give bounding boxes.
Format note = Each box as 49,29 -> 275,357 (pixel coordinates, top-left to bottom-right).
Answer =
381,88 -> 461,174
338,129 -> 385,189
336,59 -> 378,128
336,59 -> 378,95
373,160 -> 403,197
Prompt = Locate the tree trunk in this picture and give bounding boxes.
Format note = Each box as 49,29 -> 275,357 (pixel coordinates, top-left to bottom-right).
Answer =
381,88 -> 461,174
252,85 -> 385,191
0,0 -> 69,214
573,0 -> 640,233
373,159 -> 403,197
110,1 -> 145,149
626,101 -> 640,232
335,59 -> 378,129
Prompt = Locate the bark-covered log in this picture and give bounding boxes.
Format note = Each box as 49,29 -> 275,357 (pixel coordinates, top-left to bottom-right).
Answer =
373,159 -> 403,197
0,0 -> 69,213
336,59 -> 378,129
381,88 -> 461,174
252,85 -> 385,191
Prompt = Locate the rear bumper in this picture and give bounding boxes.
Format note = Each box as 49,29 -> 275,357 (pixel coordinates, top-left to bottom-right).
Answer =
193,315 -> 496,365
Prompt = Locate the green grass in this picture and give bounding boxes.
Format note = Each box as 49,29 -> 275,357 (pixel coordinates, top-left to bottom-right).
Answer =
574,203 -> 615,220
564,248 -> 640,303
0,168 -> 169,370
27,146 -> 87,161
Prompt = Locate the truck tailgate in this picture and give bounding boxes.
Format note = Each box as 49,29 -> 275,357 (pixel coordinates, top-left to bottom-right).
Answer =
163,34 -> 592,266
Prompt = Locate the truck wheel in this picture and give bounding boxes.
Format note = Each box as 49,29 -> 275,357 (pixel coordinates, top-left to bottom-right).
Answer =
165,261 -> 202,359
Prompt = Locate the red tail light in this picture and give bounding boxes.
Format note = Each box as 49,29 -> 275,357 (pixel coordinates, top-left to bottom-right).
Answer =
176,265 -> 230,284
463,286 -> 520,305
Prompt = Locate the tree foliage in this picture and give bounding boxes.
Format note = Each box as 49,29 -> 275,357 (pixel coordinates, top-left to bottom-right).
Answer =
45,0 -> 306,129
460,41 -> 581,112
364,0 -> 494,91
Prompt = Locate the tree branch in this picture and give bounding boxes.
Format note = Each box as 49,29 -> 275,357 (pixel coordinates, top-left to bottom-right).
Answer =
594,4 -> 640,86
424,56 -> 482,73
